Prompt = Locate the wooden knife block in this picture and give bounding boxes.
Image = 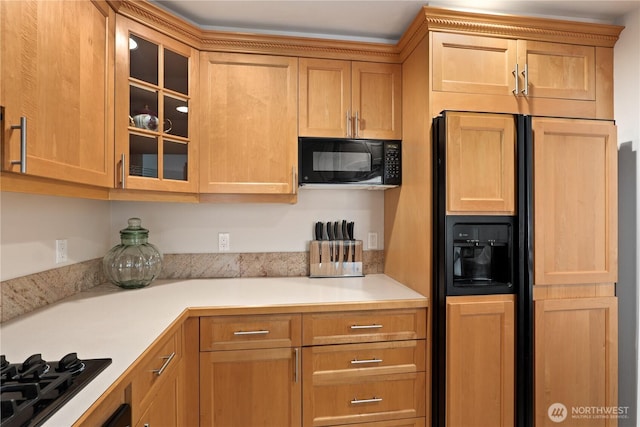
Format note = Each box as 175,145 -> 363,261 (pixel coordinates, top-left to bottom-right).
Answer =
309,240 -> 363,277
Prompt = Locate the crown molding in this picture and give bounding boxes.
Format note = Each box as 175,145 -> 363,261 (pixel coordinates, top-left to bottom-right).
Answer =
112,2 -> 624,64
399,7 -> 623,53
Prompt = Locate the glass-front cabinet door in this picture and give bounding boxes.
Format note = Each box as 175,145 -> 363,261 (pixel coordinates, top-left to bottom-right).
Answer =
115,16 -> 198,193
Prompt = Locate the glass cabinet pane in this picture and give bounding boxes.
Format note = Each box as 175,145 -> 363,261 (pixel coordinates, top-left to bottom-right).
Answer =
164,95 -> 188,138
129,35 -> 158,85
130,134 -> 158,178
163,140 -> 188,181
130,86 -> 159,131
164,48 -> 188,95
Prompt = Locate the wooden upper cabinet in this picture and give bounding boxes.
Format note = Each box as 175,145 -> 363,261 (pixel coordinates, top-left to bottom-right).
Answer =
299,59 -> 402,140
352,62 -> 402,140
200,52 -> 298,195
518,40 -> 595,101
1,0 -> 114,187
432,32 -> 596,102
445,112 -> 516,215
533,118 -> 617,286
446,295 -> 515,427
299,58 -> 351,138
432,33 -> 518,97
114,16 -> 199,193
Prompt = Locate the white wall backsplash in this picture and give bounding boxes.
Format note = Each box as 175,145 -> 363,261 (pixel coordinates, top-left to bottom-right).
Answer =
109,189 -> 384,254
0,192 -> 111,281
0,190 -> 384,282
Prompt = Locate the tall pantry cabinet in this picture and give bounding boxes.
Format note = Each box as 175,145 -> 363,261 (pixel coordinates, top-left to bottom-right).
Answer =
384,7 -> 622,426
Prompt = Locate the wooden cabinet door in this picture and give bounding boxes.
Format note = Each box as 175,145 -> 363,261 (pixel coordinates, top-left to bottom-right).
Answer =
135,365 -> 182,427
432,32 -> 517,96
299,58 -> 351,138
1,0 -> 114,187
446,295 -> 515,427
533,118 -> 617,285
200,347 -> 301,426
445,112 -> 516,214
200,52 -> 298,195
114,16 -> 199,193
352,62 -> 402,140
535,297 -> 618,426
518,40 -> 595,101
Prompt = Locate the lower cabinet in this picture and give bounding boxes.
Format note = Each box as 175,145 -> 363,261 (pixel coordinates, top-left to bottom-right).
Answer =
135,364 -> 181,427
446,295 -> 515,427
131,324 -> 186,427
534,297 -> 618,427
199,308 -> 427,427
302,309 -> 427,427
200,347 -> 302,426
302,341 -> 426,426
199,314 -> 303,426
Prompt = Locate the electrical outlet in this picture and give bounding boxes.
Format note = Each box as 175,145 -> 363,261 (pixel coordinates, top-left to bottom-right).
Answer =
218,232 -> 230,252
367,232 -> 378,250
56,239 -> 68,264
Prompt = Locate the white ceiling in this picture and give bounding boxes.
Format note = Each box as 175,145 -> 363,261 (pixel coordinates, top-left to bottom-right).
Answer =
152,0 -> 640,43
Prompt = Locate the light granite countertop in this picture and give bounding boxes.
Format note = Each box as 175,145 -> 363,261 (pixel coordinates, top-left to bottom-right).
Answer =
0,274 -> 428,426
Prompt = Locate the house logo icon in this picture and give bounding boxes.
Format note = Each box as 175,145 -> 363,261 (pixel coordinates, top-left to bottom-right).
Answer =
548,402 -> 568,423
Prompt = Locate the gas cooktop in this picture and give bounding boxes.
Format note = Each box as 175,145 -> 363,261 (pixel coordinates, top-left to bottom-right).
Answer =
0,353 -> 111,427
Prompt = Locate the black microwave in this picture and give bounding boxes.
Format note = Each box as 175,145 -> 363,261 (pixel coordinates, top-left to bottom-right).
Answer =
298,137 -> 401,188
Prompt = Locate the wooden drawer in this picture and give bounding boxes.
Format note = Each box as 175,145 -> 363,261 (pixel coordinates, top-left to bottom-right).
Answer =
303,372 -> 426,427
200,314 -> 302,351
302,309 -> 426,346
303,340 -> 426,379
131,325 -> 183,414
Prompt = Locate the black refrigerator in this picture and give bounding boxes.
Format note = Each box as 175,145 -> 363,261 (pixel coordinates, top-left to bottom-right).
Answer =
431,111 -> 534,427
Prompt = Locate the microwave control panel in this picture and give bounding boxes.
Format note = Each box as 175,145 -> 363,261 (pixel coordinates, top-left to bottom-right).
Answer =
383,142 -> 402,185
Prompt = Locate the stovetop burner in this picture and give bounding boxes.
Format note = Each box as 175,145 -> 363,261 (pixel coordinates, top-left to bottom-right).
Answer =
1,353 -> 111,427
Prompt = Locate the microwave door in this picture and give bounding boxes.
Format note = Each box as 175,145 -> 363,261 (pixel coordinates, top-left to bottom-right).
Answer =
313,151 -> 371,173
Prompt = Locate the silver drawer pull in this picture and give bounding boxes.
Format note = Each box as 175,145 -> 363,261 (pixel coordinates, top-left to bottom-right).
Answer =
351,397 -> 383,404
233,330 -> 270,336
350,324 -> 382,330
152,352 -> 175,376
351,358 -> 383,365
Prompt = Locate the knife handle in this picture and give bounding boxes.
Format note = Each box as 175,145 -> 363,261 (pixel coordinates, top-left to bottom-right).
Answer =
334,221 -> 340,240
327,222 -> 334,240
315,222 -> 323,241
347,222 -> 355,240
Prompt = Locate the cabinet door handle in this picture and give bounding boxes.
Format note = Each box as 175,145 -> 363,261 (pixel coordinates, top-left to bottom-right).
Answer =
120,153 -> 126,189
350,324 -> 382,330
351,397 -> 383,404
346,109 -> 351,137
233,330 -> 270,335
292,166 -> 297,195
294,348 -> 299,383
512,64 -> 519,95
521,63 -> 529,95
152,352 -> 175,376
351,358 -> 383,365
10,116 -> 27,173
354,110 -> 360,138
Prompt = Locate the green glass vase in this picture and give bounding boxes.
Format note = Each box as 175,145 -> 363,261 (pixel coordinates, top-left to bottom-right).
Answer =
103,218 -> 163,289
